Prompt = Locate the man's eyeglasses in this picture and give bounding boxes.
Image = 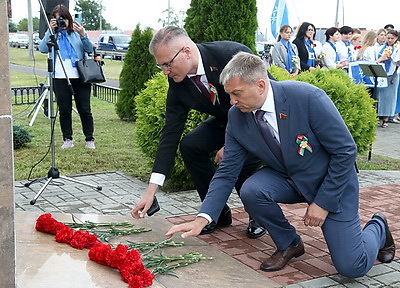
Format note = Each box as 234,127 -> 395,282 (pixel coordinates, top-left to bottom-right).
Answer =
156,47 -> 184,71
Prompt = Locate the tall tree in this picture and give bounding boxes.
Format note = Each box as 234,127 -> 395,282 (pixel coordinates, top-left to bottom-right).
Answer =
16,17 -> 39,31
74,0 -> 112,30
9,19 -> 17,32
116,25 -> 158,121
184,0 -> 257,52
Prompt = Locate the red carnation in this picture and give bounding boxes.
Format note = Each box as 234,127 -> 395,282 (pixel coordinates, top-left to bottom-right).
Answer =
55,226 -> 75,243
35,213 -> 66,234
107,244 -> 129,268
88,242 -> 112,265
84,234 -> 98,249
139,269 -> 154,287
126,275 -> 144,288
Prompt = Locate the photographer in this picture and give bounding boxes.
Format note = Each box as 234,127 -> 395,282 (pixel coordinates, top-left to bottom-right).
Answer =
39,4 -> 96,149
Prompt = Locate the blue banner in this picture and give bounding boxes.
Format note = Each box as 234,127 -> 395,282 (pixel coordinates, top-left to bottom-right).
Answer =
271,0 -> 289,40
348,60 -> 388,88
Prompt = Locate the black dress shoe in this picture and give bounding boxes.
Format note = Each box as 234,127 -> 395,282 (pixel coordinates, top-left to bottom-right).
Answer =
200,209 -> 232,235
217,209 -> 232,226
373,212 -> 395,263
260,238 -> 305,272
200,221 -> 217,235
247,219 -> 266,239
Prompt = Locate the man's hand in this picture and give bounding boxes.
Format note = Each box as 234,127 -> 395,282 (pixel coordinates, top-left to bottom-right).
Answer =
130,183 -> 158,219
303,202 -> 329,227
214,147 -> 224,164
165,217 -> 209,239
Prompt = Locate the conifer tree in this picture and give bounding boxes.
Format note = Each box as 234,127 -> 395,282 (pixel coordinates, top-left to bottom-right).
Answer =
116,25 -> 157,121
184,0 -> 257,52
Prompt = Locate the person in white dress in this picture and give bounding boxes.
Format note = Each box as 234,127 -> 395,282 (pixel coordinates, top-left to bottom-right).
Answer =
321,27 -> 349,69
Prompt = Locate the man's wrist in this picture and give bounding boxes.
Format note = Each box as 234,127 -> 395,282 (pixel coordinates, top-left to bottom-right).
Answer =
197,213 -> 212,224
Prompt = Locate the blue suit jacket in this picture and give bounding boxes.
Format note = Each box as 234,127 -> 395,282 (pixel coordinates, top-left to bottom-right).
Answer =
199,80 -> 359,222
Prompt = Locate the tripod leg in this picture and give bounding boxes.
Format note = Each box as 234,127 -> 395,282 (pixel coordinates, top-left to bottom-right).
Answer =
60,175 -> 102,190
29,88 -> 49,127
24,176 -> 48,188
30,177 -> 53,205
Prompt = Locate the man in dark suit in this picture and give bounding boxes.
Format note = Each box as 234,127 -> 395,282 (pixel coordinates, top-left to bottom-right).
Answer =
131,26 -> 266,238
166,52 -> 395,277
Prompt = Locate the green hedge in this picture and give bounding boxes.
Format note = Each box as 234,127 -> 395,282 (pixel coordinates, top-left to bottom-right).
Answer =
268,65 -> 377,153
135,67 -> 377,190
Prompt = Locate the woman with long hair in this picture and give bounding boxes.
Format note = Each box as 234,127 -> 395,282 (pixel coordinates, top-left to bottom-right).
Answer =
292,22 -> 319,71
270,25 -> 300,77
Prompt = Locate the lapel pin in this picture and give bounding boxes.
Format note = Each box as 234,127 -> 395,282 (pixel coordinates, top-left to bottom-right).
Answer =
279,113 -> 287,119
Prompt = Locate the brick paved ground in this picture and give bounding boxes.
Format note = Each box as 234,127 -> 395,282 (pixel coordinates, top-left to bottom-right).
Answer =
168,184 -> 400,287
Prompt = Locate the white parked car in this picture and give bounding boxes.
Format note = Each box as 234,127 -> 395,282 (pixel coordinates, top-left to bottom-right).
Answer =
14,34 -> 29,49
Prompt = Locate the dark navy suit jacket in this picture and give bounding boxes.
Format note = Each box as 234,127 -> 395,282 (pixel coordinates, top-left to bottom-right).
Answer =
200,80 -> 359,222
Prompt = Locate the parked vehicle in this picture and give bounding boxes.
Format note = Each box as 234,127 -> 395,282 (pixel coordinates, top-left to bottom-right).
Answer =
9,34 -> 17,47
12,34 -> 29,49
97,34 -> 131,60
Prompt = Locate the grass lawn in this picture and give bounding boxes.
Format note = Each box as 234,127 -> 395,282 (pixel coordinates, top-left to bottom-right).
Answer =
12,98 -> 153,182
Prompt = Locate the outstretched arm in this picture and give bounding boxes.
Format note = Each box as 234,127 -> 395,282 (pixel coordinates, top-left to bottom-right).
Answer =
165,217 -> 209,239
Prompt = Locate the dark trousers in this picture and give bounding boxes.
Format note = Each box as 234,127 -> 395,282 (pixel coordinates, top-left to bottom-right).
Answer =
53,78 -> 94,141
240,166 -> 385,278
180,117 -> 262,215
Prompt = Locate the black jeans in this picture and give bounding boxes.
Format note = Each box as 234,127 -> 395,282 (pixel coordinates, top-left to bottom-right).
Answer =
53,78 -> 94,141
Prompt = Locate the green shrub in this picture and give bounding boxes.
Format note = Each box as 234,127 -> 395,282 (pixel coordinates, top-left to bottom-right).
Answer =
135,67 -> 377,190
135,72 -> 208,191
13,124 -> 32,149
269,65 -> 377,154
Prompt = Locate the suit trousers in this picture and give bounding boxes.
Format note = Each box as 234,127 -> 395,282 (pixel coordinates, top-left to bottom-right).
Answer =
180,117 -> 262,215
53,78 -> 94,141
240,166 -> 386,278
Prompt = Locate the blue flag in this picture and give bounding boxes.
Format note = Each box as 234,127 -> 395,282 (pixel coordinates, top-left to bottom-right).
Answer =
271,0 -> 289,39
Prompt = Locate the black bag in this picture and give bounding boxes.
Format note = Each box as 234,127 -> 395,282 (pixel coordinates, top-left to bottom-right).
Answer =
76,54 -> 106,84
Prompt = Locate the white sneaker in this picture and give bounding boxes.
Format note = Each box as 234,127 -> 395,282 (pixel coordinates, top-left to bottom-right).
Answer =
85,141 -> 95,149
61,139 -> 74,149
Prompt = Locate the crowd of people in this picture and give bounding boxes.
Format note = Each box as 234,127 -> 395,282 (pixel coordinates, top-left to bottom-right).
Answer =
269,22 -> 400,128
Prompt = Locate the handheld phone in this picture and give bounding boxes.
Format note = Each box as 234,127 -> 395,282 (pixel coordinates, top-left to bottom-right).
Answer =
74,13 -> 82,24
147,196 -> 160,216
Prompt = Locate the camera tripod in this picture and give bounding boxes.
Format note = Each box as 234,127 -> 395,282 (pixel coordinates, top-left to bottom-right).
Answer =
25,0 -> 102,205
27,80 -> 78,127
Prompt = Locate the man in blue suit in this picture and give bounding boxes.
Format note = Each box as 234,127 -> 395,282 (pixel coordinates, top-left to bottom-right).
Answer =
166,52 -> 395,277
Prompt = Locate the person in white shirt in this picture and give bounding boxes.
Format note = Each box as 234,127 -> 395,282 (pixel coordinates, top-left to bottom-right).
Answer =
321,27 -> 349,69
336,26 -> 354,72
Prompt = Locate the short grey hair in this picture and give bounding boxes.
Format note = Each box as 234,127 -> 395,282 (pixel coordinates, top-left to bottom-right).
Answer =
220,52 -> 268,86
149,26 -> 189,55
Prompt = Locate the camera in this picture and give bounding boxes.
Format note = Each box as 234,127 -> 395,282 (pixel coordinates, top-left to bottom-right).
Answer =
56,17 -> 67,28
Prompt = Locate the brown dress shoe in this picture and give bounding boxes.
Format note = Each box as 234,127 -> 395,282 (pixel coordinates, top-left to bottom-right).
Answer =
260,238 -> 305,272
373,212 -> 395,263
